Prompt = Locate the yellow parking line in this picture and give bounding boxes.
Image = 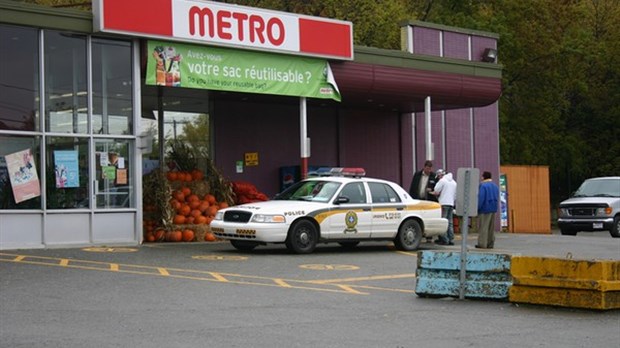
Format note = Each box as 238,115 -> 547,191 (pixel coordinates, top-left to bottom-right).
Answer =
0,252 -> 412,296
310,273 -> 416,284
209,272 -> 229,282
274,279 -> 292,288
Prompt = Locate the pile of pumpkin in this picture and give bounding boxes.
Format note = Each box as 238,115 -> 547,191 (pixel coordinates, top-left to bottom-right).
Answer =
142,168 -> 231,243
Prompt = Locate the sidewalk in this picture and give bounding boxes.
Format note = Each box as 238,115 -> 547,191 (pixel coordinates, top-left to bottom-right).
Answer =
432,230 -> 619,261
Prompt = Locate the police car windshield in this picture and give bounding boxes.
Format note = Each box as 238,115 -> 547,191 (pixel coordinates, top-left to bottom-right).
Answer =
274,180 -> 342,203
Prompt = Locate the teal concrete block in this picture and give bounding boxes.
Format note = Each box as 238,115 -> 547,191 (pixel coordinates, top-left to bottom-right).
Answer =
415,251 -> 513,300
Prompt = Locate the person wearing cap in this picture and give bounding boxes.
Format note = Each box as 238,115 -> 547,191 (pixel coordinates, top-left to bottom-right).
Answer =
431,169 -> 457,245
408,160 -> 438,202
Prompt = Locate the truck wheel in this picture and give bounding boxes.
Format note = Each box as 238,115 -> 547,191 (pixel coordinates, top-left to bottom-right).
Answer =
610,217 -> 620,238
560,229 -> 577,236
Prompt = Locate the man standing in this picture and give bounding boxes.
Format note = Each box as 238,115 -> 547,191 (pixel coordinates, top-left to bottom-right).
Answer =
408,160 -> 438,202
476,171 -> 500,249
432,169 -> 457,245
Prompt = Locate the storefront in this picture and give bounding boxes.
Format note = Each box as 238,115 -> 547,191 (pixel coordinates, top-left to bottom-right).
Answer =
0,0 -> 501,249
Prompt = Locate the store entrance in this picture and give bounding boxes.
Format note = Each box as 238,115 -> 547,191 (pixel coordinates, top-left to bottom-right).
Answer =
140,85 -> 233,242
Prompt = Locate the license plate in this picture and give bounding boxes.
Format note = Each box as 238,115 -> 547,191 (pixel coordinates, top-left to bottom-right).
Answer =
593,223 -> 603,229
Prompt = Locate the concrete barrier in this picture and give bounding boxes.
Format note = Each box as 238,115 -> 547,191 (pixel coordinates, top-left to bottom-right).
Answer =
415,251 -> 512,300
509,256 -> 620,310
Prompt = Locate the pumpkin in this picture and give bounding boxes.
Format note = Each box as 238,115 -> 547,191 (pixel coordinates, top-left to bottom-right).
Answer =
173,214 -> 186,224
204,232 -> 217,242
182,229 -> 195,242
153,229 -> 166,241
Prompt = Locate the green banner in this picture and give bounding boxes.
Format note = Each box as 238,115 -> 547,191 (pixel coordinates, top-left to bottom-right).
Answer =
146,40 -> 340,101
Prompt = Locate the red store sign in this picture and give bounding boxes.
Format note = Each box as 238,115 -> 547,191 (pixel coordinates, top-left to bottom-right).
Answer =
93,0 -> 353,60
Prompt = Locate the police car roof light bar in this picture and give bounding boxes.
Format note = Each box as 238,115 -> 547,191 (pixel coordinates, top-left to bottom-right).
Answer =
309,167 -> 366,177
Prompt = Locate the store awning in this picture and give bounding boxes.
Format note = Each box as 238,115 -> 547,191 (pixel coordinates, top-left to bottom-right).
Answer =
330,60 -> 502,113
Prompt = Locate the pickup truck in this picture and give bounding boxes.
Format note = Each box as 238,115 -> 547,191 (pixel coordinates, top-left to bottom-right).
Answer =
557,176 -> 620,238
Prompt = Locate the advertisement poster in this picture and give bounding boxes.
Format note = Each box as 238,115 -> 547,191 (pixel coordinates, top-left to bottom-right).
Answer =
54,150 -> 80,188
499,174 -> 508,230
146,40 -> 341,101
5,148 -> 41,203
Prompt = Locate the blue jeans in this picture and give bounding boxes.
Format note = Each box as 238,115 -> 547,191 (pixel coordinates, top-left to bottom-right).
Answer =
438,205 -> 454,243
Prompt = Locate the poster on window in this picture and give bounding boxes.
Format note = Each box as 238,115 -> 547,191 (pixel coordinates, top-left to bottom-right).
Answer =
5,148 -> 41,204
54,150 -> 80,188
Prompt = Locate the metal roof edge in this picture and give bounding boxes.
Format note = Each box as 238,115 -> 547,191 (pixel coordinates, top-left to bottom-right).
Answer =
0,0 -> 92,33
353,45 -> 502,79
399,20 -> 500,39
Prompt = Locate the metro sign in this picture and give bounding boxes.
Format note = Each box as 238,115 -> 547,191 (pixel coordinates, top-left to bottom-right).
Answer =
93,0 -> 353,60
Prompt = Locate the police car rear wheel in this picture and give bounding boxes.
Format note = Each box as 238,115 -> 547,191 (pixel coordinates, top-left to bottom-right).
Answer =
394,219 -> 422,251
286,220 -> 318,254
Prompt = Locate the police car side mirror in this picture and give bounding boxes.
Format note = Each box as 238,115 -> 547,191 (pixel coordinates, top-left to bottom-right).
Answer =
335,196 -> 349,204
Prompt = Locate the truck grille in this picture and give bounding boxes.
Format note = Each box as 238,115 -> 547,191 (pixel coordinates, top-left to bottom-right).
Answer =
223,210 -> 252,223
560,204 -> 605,217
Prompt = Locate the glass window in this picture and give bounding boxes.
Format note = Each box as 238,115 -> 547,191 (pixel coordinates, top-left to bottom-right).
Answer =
46,137 -> 89,209
369,182 -> 402,204
0,135 -> 41,209
95,139 -> 134,209
0,24 -> 39,131
92,38 -> 133,135
44,31 -> 88,134
339,183 -> 367,204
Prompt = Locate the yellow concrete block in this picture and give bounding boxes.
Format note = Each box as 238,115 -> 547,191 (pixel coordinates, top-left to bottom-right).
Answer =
511,256 -> 620,291
509,285 -> 620,310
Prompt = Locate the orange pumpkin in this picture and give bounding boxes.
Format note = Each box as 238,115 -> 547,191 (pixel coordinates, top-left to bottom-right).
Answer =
181,186 -> 191,196
206,205 -> 218,217
153,229 -> 166,241
182,229 -> 195,242
190,209 -> 202,218
219,202 -> 229,209
179,204 -> 191,216
173,190 -> 185,202
191,169 -> 204,181
194,215 -> 207,224
204,232 -> 216,242
204,194 -> 216,205
167,171 -> 178,181
144,231 -> 155,242
173,214 -> 186,225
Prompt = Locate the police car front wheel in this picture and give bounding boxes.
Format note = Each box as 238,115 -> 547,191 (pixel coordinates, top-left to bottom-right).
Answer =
286,220 -> 318,254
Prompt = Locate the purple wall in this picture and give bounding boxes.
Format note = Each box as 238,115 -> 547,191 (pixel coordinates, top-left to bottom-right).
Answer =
339,108 -> 401,184
446,108 -> 473,172
413,27 -> 441,56
443,32 -> 469,60
472,36 -> 497,62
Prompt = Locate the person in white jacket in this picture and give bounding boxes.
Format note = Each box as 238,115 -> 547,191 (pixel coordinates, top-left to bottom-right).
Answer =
431,169 -> 457,245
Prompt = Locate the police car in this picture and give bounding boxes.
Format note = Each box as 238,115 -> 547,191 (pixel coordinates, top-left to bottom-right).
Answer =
211,168 -> 448,254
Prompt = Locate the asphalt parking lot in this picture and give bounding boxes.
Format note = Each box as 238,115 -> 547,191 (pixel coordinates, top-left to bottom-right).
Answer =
1,231 -> 618,348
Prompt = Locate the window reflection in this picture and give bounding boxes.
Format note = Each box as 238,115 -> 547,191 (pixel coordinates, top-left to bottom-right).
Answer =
92,38 -> 133,135
0,24 -> 39,131
44,31 -> 88,134
46,137 -> 89,209
0,135 -> 41,209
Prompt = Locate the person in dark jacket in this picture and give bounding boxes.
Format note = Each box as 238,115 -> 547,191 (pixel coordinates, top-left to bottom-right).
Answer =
408,160 -> 438,202
476,171 -> 500,249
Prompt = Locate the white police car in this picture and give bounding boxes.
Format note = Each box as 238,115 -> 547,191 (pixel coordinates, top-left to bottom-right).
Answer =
211,168 -> 448,254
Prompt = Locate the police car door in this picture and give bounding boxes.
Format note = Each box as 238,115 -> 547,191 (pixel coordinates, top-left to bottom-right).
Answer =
368,182 -> 404,238
324,182 -> 372,239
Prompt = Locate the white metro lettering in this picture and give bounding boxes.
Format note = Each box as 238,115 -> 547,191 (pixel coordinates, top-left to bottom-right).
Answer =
188,6 -> 285,46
